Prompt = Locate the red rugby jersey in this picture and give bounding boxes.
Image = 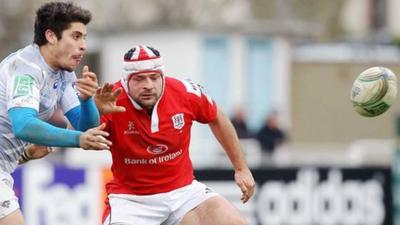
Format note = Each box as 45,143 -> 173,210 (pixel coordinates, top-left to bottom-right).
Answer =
101,77 -> 217,195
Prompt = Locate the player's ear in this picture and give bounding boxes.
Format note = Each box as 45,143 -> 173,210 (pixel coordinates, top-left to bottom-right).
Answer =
44,29 -> 57,45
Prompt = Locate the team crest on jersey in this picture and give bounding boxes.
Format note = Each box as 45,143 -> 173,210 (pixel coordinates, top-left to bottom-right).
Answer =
172,113 -> 185,130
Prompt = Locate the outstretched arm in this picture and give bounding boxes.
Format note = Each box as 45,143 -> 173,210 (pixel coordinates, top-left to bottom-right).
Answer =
9,107 -> 82,147
8,107 -> 111,150
208,107 -> 256,203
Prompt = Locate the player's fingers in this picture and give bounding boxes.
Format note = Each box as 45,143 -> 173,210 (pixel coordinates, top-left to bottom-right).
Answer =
247,183 -> 255,198
240,191 -> 248,203
87,129 -> 109,139
76,77 -> 98,88
83,72 -> 98,83
96,87 -> 102,95
245,190 -> 253,201
97,83 -> 105,93
106,83 -> 114,93
75,84 -> 97,94
82,65 -> 89,74
242,193 -> 250,203
237,179 -> 251,202
75,86 -> 89,95
113,87 -> 123,98
100,83 -> 109,94
76,82 -> 98,93
91,144 -> 109,150
94,143 -> 109,150
243,178 -> 255,203
115,106 -> 126,112
97,123 -> 107,130
238,180 -> 247,193
89,129 -> 109,137
85,141 -> 109,150
95,135 -> 112,147
75,83 -> 94,91
85,134 -> 111,148
76,86 -> 96,97
242,187 -> 251,202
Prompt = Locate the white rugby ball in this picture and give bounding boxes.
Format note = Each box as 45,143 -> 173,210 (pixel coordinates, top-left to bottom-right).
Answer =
350,66 -> 397,117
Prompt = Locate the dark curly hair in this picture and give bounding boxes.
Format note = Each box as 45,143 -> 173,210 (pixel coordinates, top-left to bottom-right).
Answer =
33,1 -> 92,46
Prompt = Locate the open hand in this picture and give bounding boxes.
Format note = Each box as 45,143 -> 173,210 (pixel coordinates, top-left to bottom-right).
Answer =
94,83 -> 126,114
79,123 -> 112,150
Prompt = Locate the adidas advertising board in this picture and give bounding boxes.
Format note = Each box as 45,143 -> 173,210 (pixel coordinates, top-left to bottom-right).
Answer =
12,162 -> 391,225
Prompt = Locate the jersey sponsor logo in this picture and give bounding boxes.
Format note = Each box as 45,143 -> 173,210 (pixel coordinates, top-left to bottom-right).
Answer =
12,74 -> 35,98
146,144 -> 169,155
124,149 -> 182,165
158,149 -> 182,163
172,113 -> 185,130
124,158 -> 148,165
124,121 -> 139,135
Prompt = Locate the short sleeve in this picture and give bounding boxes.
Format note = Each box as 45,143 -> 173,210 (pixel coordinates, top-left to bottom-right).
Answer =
180,78 -> 217,123
6,58 -> 42,111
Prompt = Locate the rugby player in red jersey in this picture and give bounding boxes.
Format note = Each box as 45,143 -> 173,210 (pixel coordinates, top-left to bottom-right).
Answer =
101,45 -> 255,225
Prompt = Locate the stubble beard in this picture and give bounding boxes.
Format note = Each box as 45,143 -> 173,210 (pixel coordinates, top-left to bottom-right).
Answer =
60,66 -> 73,72
58,62 -> 74,72
138,100 -> 155,114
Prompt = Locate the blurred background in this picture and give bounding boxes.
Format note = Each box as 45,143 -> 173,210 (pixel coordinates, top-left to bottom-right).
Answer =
5,0 -> 400,224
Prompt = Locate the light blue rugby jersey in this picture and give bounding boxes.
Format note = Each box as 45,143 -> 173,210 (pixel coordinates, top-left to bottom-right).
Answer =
0,44 -> 80,173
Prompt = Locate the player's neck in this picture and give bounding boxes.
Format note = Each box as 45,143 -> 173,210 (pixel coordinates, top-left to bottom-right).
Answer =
144,107 -> 153,116
39,45 -> 59,71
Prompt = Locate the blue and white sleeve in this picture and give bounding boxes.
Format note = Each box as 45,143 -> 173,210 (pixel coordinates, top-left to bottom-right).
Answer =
8,107 -> 81,147
60,73 -> 100,131
65,97 -> 100,131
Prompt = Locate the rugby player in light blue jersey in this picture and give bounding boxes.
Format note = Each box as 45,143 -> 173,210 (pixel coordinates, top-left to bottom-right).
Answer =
0,2 -> 123,225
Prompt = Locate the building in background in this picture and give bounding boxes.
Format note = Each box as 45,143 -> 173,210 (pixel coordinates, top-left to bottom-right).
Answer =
3,1 -> 400,224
